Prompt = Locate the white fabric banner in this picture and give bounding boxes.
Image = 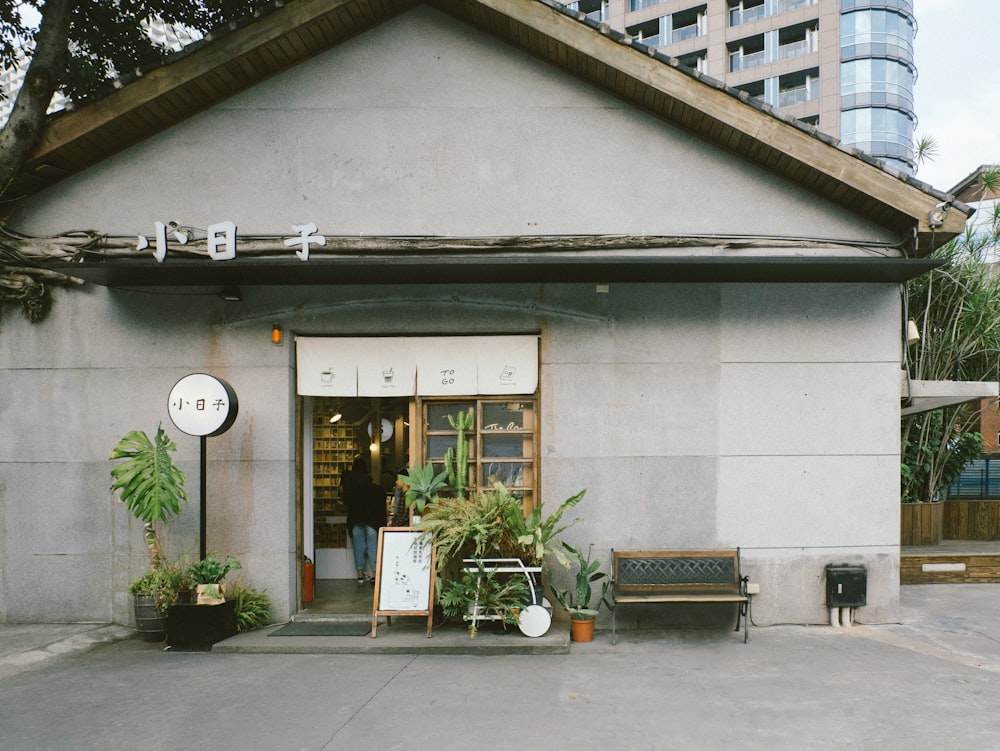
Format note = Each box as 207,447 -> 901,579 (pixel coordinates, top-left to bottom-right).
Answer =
296,336 -> 359,396
296,335 -> 537,397
477,335 -> 539,394
357,337 -> 417,397
416,337 -> 478,396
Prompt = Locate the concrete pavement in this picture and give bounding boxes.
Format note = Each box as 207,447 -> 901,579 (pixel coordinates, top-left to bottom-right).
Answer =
1,584 -> 999,750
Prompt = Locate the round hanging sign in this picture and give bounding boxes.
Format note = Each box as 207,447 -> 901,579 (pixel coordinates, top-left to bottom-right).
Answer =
366,417 -> 393,442
167,374 -> 239,437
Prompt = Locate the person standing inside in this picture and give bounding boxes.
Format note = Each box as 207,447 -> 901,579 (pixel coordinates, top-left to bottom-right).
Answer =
344,457 -> 386,584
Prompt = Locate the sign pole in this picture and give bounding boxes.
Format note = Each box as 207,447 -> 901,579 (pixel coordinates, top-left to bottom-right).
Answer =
167,373 -> 239,563
200,435 -> 208,561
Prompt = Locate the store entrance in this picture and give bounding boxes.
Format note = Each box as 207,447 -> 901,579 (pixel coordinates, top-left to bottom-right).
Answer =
303,395 -> 411,614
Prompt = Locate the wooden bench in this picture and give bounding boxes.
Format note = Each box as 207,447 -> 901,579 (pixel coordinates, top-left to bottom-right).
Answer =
611,548 -> 752,644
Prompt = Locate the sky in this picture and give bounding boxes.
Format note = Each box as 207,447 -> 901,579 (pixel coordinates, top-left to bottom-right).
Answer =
912,0 -> 1000,192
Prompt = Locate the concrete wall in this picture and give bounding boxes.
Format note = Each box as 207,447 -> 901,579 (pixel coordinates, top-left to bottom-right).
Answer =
12,6 -> 891,245
1,6 -> 904,627
0,276 -> 900,626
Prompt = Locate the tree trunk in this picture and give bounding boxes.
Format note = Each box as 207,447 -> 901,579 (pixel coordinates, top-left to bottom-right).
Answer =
0,0 -> 74,203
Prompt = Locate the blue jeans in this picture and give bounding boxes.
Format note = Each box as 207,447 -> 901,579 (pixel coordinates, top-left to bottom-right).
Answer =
352,525 -> 378,574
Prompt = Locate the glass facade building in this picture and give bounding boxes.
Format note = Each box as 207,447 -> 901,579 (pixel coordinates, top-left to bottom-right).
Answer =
578,0 -> 918,172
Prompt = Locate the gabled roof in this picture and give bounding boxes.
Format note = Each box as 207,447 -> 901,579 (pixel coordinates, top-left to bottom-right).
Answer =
10,0 -> 969,255
949,165 -> 1000,203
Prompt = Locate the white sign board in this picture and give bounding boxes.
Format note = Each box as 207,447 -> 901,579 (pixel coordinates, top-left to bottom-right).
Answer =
371,528 -> 435,638
167,373 -> 238,437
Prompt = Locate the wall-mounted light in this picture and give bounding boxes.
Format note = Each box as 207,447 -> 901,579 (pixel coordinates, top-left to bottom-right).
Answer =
906,320 -> 920,346
272,322 -> 283,346
329,412 -> 343,424
220,286 -> 241,302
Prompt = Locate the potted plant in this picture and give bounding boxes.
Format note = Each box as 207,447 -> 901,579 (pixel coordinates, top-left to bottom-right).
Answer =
399,462 -> 448,521
440,563 -> 528,638
166,554 -> 243,650
505,488 -> 586,570
415,482 -> 523,578
126,563 -> 192,641
186,554 -> 242,603
551,543 -> 612,643
230,578 -> 273,632
110,425 -> 188,640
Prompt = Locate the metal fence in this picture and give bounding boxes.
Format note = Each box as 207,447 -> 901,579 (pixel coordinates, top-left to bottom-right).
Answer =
947,459 -> 1000,499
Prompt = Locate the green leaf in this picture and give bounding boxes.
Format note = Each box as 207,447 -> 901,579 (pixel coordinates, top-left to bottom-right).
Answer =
110,424 -> 187,525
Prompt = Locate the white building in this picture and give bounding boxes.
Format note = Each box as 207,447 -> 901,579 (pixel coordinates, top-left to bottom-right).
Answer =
0,0 -> 975,631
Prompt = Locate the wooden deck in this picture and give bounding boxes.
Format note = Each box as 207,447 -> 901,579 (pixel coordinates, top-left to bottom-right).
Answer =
900,540 -> 1000,584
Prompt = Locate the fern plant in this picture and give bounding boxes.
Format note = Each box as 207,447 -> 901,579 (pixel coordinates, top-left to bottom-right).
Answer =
230,580 -> 272,632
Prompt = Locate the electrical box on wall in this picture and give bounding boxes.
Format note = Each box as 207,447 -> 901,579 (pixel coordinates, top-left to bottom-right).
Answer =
825,564 -> 867,608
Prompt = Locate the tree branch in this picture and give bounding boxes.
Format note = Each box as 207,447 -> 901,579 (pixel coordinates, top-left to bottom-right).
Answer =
0,0 -> 74,204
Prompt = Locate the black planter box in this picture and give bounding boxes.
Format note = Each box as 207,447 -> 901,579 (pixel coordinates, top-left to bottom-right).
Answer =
166,600 -> 237,651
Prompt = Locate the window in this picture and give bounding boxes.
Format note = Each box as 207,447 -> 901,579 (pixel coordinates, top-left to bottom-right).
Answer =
777,67 -> 819,106
671,5 -> 705,43
840,106 -> 915,158
840,57 -> 915,111
630,0 -> 665,11
677,49 -> 707,73
627,17 -> 664,48
776,0 -> 817,12
729,34 -> 765,72
734,78 -> 765,101
728,0 -> 765,26
840,8 -> 915,59
566,0 -> 606,23
777,21 -> 818,61
422,398 -> 538,510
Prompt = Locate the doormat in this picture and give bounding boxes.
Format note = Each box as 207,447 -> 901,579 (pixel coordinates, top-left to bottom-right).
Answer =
269,621 -> 371,637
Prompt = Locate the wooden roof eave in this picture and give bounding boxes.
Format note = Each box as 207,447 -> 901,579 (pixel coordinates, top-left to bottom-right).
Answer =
10,0 -> 971,255
439,0 -> 969,254
9,0 -> 418,199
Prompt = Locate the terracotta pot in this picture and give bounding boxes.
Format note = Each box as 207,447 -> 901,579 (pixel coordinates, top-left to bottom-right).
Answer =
570,617 -> 595,643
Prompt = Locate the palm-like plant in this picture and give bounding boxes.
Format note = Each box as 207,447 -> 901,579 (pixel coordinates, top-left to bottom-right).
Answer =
903,171 -> 1000,502
503,488 -> 585,569
110,424 -> 188,569
551,543 -> 611,620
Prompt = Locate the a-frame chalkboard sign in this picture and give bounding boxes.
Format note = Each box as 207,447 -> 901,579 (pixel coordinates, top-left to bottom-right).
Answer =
371,528 -> 435,638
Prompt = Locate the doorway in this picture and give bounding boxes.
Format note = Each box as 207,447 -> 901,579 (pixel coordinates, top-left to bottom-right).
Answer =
303,395 -> 411,614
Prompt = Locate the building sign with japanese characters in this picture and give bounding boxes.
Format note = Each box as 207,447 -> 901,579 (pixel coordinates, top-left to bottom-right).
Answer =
138,221 -> 327,262
167,373 -> 239,437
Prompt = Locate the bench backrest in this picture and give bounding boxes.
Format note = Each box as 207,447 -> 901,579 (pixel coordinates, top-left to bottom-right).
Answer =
613,549 -> 742,593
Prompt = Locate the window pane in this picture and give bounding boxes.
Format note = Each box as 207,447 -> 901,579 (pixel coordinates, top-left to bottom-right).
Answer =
482,462 -> 529,489
426,402 -> 474,431
483,434 -> 533,458
482,401 -> 534,432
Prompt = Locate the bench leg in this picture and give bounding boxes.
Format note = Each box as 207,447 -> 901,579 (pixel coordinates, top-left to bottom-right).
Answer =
742,598 -> 751,643
734,599 -> 751,643
611,603 -> 617,646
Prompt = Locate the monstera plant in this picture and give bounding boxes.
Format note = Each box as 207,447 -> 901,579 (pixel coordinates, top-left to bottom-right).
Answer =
111,424 -> 189,640
110,424 -> 188,570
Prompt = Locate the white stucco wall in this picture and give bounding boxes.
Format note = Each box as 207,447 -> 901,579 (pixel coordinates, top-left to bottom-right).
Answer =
13,6 -> 895,246
0,6 -> 905,626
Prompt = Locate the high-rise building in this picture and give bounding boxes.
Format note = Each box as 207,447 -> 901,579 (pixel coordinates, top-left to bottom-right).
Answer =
569,0 -> 917,173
